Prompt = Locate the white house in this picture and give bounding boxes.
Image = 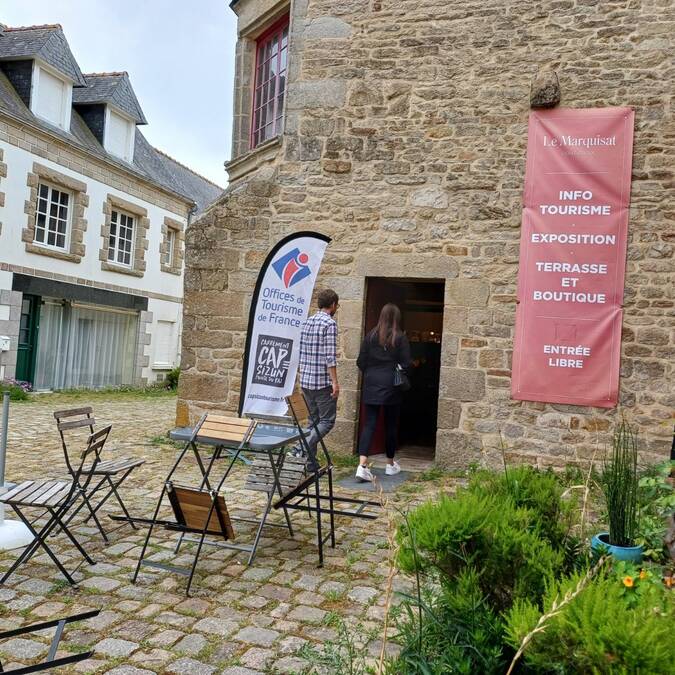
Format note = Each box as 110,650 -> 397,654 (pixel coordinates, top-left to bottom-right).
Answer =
0,23 -> 221,389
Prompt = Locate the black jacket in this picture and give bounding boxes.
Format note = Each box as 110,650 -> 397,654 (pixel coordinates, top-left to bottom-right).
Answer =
357,332 -> 412,405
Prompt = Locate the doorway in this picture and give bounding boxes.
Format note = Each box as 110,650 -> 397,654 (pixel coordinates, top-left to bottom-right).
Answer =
358,278 -> 445,467
15,294 -> 41,384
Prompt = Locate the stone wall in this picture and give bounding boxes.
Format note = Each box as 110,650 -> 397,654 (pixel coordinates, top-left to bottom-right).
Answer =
178,0 -> 674,466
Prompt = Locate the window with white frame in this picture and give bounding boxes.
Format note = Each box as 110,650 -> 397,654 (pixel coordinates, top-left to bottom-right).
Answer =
34,182 -> 71,250
167,228 -> 177,266
108,209 -> 135,267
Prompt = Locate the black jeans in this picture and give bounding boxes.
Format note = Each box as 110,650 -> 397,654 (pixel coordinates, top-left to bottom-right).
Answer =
358,404 -> 400,459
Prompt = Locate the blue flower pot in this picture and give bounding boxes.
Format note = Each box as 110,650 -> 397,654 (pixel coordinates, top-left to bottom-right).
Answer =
591,532 -> 643,563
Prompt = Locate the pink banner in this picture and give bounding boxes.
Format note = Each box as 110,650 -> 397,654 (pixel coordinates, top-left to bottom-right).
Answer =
511,107 -> 634,408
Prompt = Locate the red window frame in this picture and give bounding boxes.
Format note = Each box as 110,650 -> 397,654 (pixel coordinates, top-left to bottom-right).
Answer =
250,15 -> 289,150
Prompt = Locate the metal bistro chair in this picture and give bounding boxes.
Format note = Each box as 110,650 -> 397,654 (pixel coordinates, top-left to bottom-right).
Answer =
0,426 -> 111,586
54,407 -> 144,542
129,414 -> 254,595
274,391 -> 381,565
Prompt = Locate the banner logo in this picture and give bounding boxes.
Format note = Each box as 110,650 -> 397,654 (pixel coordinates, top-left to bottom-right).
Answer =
272,248 -> 311,288
251,334 -> 292,388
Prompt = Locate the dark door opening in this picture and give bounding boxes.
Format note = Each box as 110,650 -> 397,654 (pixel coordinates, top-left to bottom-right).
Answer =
15,294 -> 41,385
358,278 -> 444,464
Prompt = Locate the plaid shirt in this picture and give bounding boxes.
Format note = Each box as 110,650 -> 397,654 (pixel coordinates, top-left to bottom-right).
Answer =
299,311 -> 338,390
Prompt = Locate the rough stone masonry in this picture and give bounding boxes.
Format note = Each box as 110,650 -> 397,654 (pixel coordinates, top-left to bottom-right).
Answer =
177,0 -> 674,468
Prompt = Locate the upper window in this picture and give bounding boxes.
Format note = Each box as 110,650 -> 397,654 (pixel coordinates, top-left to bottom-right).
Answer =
251,16 -> 289,149
167,228 -> 177,267
34,182 -> 71,251
31,64 -> 72,130
105,108 -> 135,162
108,209 -> 135,267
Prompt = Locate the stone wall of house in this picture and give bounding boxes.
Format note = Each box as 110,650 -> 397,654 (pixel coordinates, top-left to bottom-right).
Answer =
178,0 -> 674,466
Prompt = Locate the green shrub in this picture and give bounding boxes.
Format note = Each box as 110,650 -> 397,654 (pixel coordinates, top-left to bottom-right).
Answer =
396,489 -> 564,612
469,465 -> 576,550
165,367 -> 180,391
1,382 -> 29,401
389,569 -> 506,674
636,461 -> 675,563
504,569 -> 675,673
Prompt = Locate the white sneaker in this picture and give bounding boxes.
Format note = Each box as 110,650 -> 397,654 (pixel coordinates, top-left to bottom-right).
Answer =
385,461 -> 401,476
355,464 -> 374,482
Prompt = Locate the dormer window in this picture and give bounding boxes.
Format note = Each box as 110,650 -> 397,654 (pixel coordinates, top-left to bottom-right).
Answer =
30,62 -> 72,130
104,107 -> 135,162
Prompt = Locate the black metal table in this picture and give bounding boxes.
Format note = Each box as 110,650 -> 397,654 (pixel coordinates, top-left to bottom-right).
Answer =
167,421 -> 304,565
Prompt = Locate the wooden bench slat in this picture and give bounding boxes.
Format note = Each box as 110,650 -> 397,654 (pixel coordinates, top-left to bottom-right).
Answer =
33,481 -> 71,506
197,429 -> 249,443
5,480 -> 47,503
0,480 -> 35,502
53,407 -> 93,419
204,415 -> 251,427
57,418 -> 96,431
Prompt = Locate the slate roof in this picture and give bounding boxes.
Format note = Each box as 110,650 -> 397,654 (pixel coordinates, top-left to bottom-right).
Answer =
0,65 -> 222,215
0,24 -> 86,86
73,72 -> 147,124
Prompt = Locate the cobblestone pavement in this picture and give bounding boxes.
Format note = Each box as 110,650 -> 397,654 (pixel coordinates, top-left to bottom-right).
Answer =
0,395 -> 440,674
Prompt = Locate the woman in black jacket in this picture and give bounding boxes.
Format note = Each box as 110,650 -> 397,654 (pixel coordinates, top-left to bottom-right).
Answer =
355,303 -> 412,481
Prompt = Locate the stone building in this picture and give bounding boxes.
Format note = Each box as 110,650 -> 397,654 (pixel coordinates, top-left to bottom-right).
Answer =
0,24 -> 222,389
177,0 -> 673,467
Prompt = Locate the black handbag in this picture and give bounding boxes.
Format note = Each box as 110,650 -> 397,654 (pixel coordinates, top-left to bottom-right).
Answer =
394,364 -> 411,392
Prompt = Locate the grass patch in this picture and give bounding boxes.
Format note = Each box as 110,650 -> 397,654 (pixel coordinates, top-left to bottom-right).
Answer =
20,386 -> 177,405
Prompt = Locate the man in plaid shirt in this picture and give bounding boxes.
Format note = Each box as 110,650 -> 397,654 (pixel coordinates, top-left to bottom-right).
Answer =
297,288 -> 340,471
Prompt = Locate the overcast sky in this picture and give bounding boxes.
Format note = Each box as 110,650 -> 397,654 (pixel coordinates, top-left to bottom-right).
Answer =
2,1 -> 237,187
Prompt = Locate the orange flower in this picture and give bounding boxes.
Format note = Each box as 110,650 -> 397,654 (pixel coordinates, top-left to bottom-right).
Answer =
622,576 -> 634,588
639,570 -> 647,580
665,576 -> 673,588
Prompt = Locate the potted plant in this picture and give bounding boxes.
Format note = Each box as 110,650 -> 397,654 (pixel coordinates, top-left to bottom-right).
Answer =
592,417 -> 643,563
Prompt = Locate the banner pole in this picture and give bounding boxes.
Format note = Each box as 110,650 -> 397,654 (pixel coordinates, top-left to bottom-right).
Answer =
0,389 -> 34,549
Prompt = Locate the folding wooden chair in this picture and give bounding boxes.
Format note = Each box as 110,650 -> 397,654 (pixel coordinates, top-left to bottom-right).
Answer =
54,407 -> 144,542
273,391 -> 336,565
0,609 -> 100,673
274,392 -> 381,565
129,414 -> 255,595
0,426 -> 111,586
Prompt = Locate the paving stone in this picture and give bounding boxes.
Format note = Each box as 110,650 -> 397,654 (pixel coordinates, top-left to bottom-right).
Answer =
241,646 -> 274,668
273,656 -> 310,672
175,598 -> 210,614
80,576 -> 122,592
130,648 -> 174,667
174,633 -> 208,655
94,637 -> 139,657
286,605 -> 327,623
258,584 -> 294,602
234,626 -> 280,647
278,635 -> 308,654
107,667 -> 155,675
0,638 -> 47,659
193,617 -> 238,637
149,629 -> 185,647
165,657 -> 216,675
105,542 -> 136,556
114,620 -> 154,641
294,574 -> 321,591
85,610 -> 121,630
241,566 -> 275,581
348,586 -> 379,604
16,579 -> 53,594
221,668 -> 263,675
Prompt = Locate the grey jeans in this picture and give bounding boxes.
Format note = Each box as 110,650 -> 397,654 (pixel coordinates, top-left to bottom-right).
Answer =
301,386 -> 337,472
